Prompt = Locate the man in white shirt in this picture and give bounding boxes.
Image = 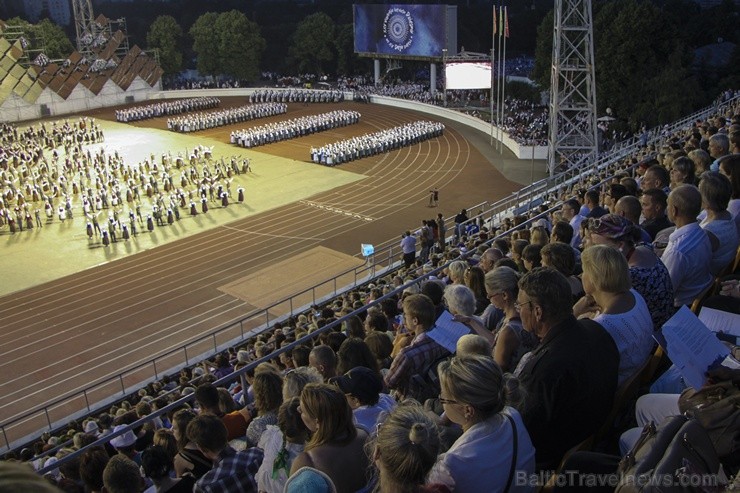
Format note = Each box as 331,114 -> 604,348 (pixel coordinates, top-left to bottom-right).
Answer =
661,185 -> 713,307
400,230 -> 417,268
560,199 -> 585,249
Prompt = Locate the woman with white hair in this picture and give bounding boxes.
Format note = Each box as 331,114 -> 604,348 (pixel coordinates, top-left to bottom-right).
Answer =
446,261 -> 467,285
453,267 -> 538,373
443,284 -> 476,317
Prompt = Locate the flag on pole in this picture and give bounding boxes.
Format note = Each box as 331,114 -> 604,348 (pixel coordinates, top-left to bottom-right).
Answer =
493,6 -> 497,36
499,6 -> 504,38
504,6 -> 510,38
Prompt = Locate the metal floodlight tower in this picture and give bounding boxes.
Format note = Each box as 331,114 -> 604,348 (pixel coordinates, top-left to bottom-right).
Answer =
547,0 -> 598,176
71,0 -> 96,56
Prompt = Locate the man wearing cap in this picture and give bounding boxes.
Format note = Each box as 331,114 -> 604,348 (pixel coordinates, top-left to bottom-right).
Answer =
330,366 -> 397,434
109,424 -> 141,465
187,414 -> 263,493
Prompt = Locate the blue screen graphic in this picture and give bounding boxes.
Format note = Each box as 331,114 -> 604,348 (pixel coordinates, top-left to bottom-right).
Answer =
354,4 -> 447,57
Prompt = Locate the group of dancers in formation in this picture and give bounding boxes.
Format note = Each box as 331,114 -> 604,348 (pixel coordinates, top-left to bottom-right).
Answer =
114,97 -> 221,123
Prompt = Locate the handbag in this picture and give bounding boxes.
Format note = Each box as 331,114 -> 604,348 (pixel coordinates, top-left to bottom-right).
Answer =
615,415 -> 725,493
678,381 -> 740,460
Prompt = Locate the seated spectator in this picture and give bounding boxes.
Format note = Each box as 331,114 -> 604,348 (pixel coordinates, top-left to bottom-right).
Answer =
172,409 -> 212,480
456,334 -> 492,356
246,370 -> 283,447
255,398 -> 310,493
365,331 -> 394,372
282,366 -> 324,401
447,261 -> 467,285
109,425 -> 141,465
669,156 -> 697,188
290,383 -> 370,492
641,164 -> 671,194
639,189 -> 674,241
698,172 -> 739,276
371,405 -> 449,493
103,455 -> 144,493
583,189 -> 608,218
574,245 -> 653,384
336,337 -> 381,376
330,366 -> 396,434
443,284 -> 477,318
309,345 -> 338,381
521,244 -> 542,272
141,445 -> 196,493
0,460 -> 63,493
560,199 -> 586,249
515,267 -> 618,470
385,294 -> 450,402
662,185 -> 714,306
428,355 -> 535,492
194,383 -> 249,441
540,242 -> 584,300
463,266 -> 489,315
718,154 -> 740,221
187,414 -> 263,492
614,196 -> 652,244
587,214 -> 675,330
79,447 -> 109,493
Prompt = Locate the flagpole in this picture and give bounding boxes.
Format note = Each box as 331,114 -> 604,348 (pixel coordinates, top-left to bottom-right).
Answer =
490,47 -> 494,146
490,6 -> 497,148
500,5 -> 508,155
496,4 -> 503,152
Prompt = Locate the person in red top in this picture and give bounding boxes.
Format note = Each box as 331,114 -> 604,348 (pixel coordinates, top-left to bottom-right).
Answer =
194,383 -> 250,441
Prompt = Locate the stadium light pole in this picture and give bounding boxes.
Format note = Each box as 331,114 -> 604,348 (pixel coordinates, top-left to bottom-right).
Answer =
547,0 -> 598,176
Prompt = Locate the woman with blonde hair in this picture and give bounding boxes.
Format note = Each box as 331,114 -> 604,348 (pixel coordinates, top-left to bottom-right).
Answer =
372,405 -> 449,493
290,383 -> 370,492
574,244 -> 653,385
587,214 -> 674,330
529,226 -> 549,247
428,355 -> 535,493
446,261 -> 467,285
282,366 -> 323,401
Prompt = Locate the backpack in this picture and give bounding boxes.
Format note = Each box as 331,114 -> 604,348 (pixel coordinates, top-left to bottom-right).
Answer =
615,415 -> 726,493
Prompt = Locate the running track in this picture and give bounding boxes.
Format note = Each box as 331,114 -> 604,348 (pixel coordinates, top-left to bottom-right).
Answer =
0,100 -> 522,448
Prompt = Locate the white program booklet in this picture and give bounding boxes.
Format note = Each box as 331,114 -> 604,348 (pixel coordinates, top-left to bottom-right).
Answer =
427,310 -> 471,353
654,305 -> 731,389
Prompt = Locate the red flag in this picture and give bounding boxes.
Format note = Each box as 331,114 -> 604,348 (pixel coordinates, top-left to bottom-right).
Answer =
505,6 -> 510,38
493,6 -> 497,36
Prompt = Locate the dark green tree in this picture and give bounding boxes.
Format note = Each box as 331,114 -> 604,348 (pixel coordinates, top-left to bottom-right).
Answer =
189,12 -> 221,77
214,10 -> 265,81
289,12 -> 335,74
531,9 -> 553,89
4,17 -> 74,60
334,23 -> 357,76
146,16 -> 184,76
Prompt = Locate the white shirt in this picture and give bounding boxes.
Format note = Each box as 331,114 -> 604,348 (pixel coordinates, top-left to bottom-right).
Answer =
569,214 -> 586,249
661,222 -> 713,306
429,408 -> 535,493
400,234 -> 416,254
594,289 -> 654,385
701,216 -> 740,276
353,393 -> 396,435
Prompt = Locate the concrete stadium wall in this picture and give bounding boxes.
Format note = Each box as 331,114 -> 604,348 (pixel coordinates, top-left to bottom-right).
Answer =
146,88 -> 549,160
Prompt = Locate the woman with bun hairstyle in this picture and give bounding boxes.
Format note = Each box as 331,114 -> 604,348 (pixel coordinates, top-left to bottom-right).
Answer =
372,405 -> 449,493
428,355 -> 535,493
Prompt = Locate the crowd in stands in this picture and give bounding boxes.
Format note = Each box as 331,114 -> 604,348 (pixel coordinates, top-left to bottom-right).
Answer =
115,98 -> 221,123
310,121 -> 445,166
167,103 -> 288,133
249,89 -> 344,104
4,95 -> 739,493
230,110 -> 361,149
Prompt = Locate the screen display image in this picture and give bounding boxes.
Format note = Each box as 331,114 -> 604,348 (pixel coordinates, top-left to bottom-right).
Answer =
354,4 -> 448,58
445,62 -> 492,90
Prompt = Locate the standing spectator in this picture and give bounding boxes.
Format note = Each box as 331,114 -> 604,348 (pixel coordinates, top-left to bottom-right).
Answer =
400,231 -> 417,269
187,415 -> 263,493
454,209 -> 468,239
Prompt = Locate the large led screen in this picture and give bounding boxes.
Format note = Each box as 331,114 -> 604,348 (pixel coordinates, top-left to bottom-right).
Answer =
445,62 -> 492,90
354,4 -> 455,58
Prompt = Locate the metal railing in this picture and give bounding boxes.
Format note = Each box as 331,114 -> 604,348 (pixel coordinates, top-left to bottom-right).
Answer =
4,93 -> 737,453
